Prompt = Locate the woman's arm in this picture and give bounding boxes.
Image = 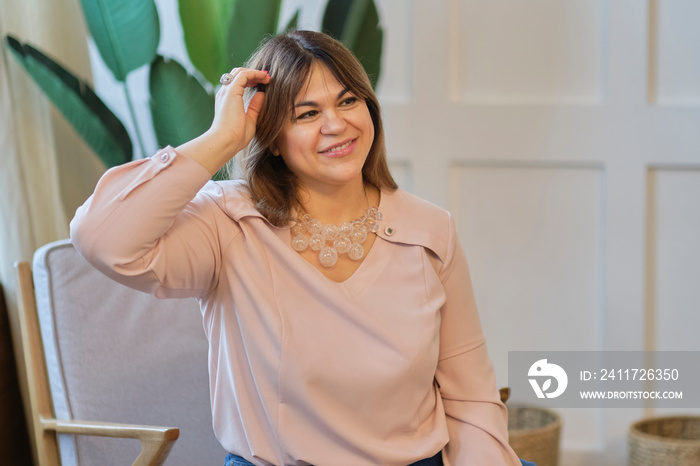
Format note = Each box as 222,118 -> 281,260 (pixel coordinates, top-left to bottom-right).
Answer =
70,148 -> 224,298
435,215 -> 522,465
70,68 -> 271,298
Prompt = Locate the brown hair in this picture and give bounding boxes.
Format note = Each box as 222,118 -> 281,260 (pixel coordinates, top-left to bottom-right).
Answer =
229,30 -> 397,227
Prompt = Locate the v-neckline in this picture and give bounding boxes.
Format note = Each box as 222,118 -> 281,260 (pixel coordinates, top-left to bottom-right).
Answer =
285,191 -> 389,289
288,228 -> 382,286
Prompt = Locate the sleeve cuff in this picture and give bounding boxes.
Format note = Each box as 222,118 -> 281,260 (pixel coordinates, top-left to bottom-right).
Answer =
152,145 -> 214,193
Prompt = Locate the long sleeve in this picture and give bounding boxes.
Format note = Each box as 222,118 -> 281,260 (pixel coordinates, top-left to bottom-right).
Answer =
70,146 -> 229,299
435,216 -> 521,466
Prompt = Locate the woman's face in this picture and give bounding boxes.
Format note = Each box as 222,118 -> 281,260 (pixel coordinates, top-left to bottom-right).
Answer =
273,63 -> 374,193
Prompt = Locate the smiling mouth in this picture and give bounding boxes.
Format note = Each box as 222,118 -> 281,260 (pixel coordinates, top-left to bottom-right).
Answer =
320,139 -> 356,154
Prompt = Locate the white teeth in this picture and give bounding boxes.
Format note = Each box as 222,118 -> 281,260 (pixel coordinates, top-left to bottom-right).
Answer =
326,140 -> 352,152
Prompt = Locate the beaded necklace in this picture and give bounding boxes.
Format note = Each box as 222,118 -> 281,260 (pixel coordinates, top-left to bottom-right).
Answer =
290,206 -> 383,267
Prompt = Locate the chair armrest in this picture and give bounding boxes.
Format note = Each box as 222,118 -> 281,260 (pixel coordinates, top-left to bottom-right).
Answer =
500,387 -> 510,404
42,418 -> 179,466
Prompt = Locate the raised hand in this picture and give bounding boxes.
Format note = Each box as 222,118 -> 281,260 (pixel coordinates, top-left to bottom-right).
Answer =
175,68 -> 272,175
212,68 -> 271,155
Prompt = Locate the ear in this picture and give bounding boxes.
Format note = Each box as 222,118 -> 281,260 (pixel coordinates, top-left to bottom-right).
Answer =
270,145 -> 280,156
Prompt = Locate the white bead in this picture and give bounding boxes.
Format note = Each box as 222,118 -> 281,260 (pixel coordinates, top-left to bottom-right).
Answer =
350,227 -> 367,244
309,234 -> 325,251
291,222 -> 306,236
319,247 -> 338,267
291,234 -> 309,252
339,222 -> 354,236
348,243 -> 364,260
321,223 -> 339,240
308,218 -> 323,235
333,237 -> 352,254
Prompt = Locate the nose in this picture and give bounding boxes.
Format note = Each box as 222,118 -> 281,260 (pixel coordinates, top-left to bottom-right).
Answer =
320,109 -> 346,135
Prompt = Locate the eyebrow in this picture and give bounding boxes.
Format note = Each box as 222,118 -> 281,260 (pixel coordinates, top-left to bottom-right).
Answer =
294,87 -> 351,108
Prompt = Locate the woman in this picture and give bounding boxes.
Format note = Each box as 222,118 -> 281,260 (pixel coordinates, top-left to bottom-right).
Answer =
71,30 -> 527,466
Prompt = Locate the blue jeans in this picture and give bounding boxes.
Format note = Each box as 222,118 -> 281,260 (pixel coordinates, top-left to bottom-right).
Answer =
224,452 -> 536,465
224,451 -> 443,465
224,453 -> 255,466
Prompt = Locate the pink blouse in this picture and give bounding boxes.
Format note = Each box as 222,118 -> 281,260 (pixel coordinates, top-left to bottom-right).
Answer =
70,146 -> 521,466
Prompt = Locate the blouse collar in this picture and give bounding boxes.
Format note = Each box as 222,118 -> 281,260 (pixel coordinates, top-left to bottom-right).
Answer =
206,181 -> 451,263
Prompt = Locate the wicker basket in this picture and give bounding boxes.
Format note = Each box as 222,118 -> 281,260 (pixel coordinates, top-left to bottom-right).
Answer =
508,405 -> 561,466
629,416 -> 700,466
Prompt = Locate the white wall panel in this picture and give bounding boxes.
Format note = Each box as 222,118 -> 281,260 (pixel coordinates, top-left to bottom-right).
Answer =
448,164 -> 605,374
375,0 -> 413,103
388,160 -> 413,193
449,0 -> 606,104
649,0 -> 700,105
646,168 -> 700,351
280,0 -> 326,30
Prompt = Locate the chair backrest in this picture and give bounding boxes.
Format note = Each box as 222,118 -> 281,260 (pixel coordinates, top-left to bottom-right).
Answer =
28,239 -> 226,465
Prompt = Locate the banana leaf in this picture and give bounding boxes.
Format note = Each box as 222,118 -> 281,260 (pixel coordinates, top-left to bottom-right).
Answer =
149,56 -> 214,149
79,0 -> 160,82
5,35 -> 132,168
227,0 -> 282,67
179,0 -> 235,86
322,0 -> 382,88
150,56 -> 231,180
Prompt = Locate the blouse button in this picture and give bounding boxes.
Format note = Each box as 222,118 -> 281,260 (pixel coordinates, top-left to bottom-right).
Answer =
160,152 -> 170,163
384,227 -> 395,236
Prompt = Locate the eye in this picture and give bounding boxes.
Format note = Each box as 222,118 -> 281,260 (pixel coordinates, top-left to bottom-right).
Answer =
295,110 -> 319,120
340,96 -> 358,106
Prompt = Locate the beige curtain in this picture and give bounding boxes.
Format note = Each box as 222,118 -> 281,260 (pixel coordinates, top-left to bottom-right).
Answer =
0,0 -> 104,462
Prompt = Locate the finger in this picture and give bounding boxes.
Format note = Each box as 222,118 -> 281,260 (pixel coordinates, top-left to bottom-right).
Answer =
221,68 -> 270,91
233,69 -> 271,89
227,67 -> 268,79
246,91 -> 266,123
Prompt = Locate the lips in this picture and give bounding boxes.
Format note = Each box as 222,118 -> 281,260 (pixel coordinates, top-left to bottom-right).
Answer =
319,138 -> 357,158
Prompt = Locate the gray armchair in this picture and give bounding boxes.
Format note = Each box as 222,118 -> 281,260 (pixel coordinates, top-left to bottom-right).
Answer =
15,239 -> 226,465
